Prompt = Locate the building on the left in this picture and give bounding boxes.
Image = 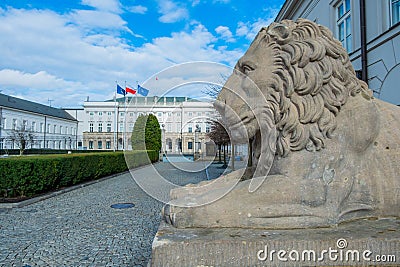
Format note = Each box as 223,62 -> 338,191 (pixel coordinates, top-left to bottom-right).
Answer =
0,93 -> 79,150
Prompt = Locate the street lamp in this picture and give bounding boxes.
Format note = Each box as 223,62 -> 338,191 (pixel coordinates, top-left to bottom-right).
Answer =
180,103 -> 183,153
194,124 -> 201,160
161,124 -> 165,161
199,137 -> 204,160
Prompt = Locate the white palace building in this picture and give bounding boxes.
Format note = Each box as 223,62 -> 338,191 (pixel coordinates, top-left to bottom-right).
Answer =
78,96 -> 217,156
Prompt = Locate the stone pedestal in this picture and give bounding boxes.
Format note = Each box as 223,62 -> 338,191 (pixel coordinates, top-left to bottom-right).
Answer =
151,218 -> 400,266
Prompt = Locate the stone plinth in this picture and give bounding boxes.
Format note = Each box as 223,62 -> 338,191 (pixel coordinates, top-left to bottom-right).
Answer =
151,218 -> 400,266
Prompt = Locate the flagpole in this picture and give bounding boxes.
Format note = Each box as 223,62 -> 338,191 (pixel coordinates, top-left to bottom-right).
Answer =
114,81 -> 117,152
135,81 -> 138,115
124,81 -> 127,151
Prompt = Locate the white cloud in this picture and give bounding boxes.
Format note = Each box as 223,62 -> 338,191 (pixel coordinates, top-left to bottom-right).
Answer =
191,0 -> 201,7
0,69 -> 83,89
83,34 -> 126,46
213,0 -> 230,3
236,21 -> 249,37
215,25 -> 235,42
127,5 -> 148,14
81,0 -> 121,13
236,16 -> 277,41
157,0 -> 189,23
138,23 -> 240,65
0,8 -> 242,107
141,62 -> 233,98
0,69 -> 93,107
69,9 -> 131,32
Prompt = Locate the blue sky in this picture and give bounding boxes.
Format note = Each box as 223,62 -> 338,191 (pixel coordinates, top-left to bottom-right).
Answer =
0,0 -> 284,107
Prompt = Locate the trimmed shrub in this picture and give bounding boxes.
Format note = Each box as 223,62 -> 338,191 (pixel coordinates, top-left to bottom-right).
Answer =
131,114 -> 161,152
0,150 -> 158,198
0,149 -> 112,156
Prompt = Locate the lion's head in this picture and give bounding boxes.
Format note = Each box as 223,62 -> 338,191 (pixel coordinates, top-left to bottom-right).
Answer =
215,19 -> 371,169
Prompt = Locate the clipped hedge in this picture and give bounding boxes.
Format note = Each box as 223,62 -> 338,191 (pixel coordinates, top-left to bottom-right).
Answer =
0,150 -> 158,198
0,149 -> 112,156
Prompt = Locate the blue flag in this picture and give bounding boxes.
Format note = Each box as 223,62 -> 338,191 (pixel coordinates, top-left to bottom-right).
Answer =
116,84 -> 126,95
137,85 -> 149,96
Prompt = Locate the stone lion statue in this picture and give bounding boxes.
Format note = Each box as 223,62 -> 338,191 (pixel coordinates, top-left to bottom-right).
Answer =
163,19 -> 400,229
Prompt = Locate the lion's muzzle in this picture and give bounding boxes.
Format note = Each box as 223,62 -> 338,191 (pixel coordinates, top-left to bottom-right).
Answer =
214,88 -> 255,143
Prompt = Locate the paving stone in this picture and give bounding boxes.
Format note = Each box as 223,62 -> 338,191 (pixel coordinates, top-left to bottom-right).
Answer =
0,161 -> 226,266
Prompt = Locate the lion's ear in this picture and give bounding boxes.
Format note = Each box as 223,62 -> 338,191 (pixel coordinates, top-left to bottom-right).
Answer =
267,23 -> 291,44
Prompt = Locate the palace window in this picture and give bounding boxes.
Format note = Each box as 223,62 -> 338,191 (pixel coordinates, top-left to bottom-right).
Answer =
98,123 -> 103,132
89,123 -> 94,132
206,123 -> 210,133
106,141 -> 111,149
98,141 -> 103,149
107,123 -> 112,132
188,141 -> 193,150
391,0 -> 400,25
168,140 -> 172,150
89,141 -> 93,149
1,118 -> 6,129
336,0 -> 352,52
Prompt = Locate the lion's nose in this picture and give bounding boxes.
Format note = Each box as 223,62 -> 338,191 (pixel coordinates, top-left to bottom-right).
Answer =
213,98 -> 226,117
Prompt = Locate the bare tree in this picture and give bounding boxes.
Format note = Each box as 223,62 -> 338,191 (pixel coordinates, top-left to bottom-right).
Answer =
8,125 -> 36,155
207,119 -> 230,166
202,74 -> 228,99
203,74 -> 231,165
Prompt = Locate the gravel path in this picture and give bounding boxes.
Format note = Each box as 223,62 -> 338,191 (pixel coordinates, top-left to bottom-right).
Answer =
0,161 -> 228,267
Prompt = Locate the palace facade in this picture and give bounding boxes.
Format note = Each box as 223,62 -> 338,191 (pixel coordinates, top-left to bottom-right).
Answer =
79,96 -> 217,155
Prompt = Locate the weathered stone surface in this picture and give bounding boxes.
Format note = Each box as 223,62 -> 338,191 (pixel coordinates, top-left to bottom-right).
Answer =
151,219 -> 400,266
163,18 -> 400,229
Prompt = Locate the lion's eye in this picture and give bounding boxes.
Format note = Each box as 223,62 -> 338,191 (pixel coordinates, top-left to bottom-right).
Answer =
242,64 -> 254,75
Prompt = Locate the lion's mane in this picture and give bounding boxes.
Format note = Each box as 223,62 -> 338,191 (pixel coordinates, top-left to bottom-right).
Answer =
257,19 -> 371,157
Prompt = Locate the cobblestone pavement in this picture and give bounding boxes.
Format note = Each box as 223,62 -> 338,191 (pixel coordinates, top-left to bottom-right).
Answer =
0,161 -> 230,267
